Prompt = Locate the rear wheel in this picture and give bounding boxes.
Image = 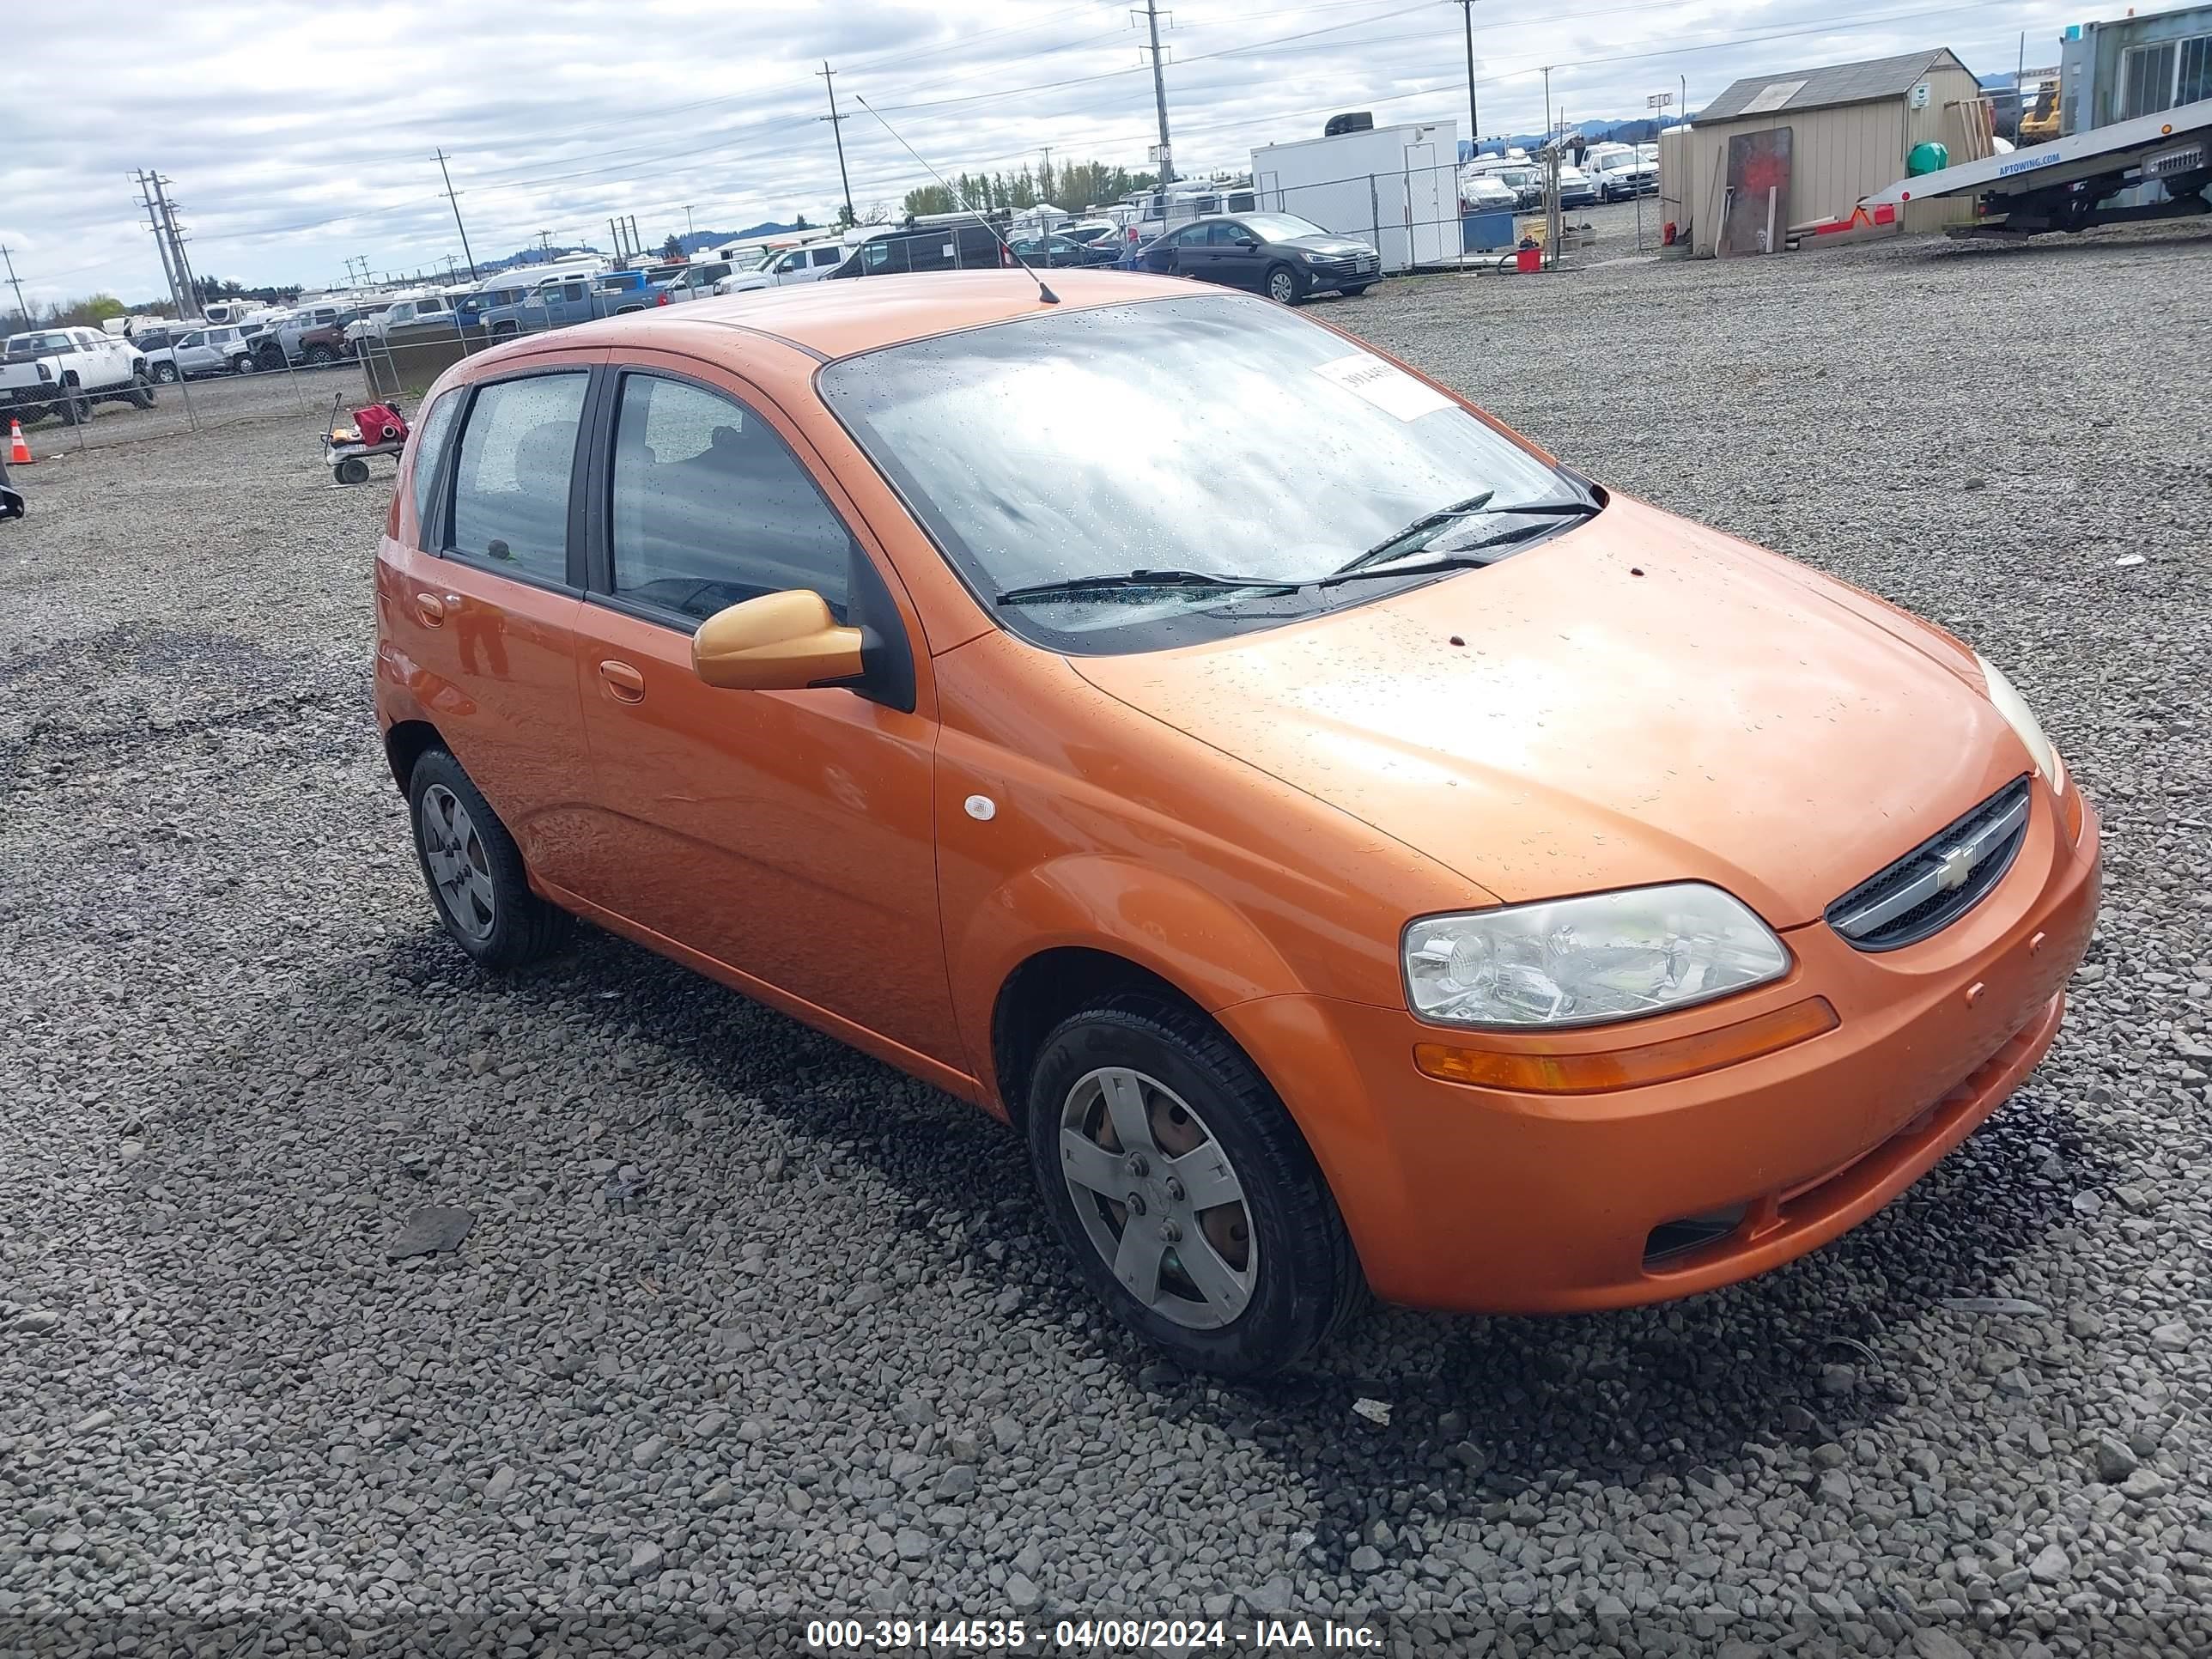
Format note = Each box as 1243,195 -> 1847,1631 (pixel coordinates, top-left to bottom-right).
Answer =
1024,995 -> 1364,1376
1264,264 -> 1301,306
335,455 -> 371,486
58,386 -> 89,425
406,748 -> 570,970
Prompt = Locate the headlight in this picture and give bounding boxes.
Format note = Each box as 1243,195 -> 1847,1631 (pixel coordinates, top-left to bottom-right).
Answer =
1976,653 -> 2055,781
1404,883 -> 1790,1030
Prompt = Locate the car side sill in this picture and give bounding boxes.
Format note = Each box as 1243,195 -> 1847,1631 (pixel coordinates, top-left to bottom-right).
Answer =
533,877 -> 987,1109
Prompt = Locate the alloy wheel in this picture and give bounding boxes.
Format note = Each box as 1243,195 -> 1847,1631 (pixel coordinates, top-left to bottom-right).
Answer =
1267,270 -> 1297,304
420,783 -> 496,941
1057,1066 -> 1257,1330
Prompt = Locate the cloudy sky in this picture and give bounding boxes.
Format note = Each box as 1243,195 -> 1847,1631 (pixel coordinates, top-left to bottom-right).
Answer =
7,0 -> 2083,307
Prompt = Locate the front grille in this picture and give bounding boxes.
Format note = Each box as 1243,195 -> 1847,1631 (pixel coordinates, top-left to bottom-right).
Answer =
1826,777 -> 2032,951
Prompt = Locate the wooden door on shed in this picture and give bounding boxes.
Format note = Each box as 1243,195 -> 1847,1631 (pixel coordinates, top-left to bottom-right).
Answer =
1722,127 -> 1793,255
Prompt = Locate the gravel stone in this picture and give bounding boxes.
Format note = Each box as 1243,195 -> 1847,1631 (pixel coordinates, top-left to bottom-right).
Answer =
2093,1434 -> 2140,1482
3,217 -> 2210,1655
383,1203 -> 474,1260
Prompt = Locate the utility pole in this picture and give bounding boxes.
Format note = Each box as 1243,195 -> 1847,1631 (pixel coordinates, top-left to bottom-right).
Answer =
537,229 -> 552,252
818,62 -> 856,227
0,243 -> 28,325
153,176 -> 201,318
1038,145 -> 1054,199
435,148 -> 479,281
683,204 -> 696,240
1455,1 -> 1480,158
1137,2 -> 1176,189
609,217 -> 626,264
133,172 -> 187,318
626,216 -> 641,258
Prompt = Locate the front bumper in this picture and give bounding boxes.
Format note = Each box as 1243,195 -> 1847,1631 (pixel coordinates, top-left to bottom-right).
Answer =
1218,783 -> 2100,1313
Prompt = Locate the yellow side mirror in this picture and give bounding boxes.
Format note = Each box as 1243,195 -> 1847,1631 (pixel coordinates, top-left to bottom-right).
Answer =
692,590 -> 865,692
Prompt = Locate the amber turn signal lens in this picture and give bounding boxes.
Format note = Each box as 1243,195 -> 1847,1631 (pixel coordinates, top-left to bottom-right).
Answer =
1414,997 -> 1840,1095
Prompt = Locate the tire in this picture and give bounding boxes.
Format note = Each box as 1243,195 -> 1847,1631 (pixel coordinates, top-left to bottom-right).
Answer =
152,362 -> 179,384
1264,264 -> 1301,306
304,343 -> 335,366
1024,994 -> 1365,1376
406,748 -> 570,970
126,373 -> 155,410
335,456 -> 371,486
233,354 -> 258,375
58,385 -> 88,426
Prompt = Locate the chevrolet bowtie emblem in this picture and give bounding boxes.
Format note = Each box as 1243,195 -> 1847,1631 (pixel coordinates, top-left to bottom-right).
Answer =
1934,844 -> 1976,891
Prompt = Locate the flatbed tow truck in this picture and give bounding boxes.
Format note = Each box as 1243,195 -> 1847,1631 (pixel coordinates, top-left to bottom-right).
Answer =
1797,97 -> 2212,243
1867,95 -> 2212,237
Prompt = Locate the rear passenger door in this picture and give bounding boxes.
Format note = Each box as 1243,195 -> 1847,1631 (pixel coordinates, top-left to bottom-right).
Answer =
566,357 -> 959,1066
383,359 -> 601,884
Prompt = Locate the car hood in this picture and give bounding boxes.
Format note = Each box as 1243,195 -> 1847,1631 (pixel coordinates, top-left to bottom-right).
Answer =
1282,234 -> 1374,257
1069,495 -> 2021,927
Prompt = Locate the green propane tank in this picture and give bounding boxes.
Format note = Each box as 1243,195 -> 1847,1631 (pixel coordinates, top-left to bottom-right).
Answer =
1906,141 -> 1949,175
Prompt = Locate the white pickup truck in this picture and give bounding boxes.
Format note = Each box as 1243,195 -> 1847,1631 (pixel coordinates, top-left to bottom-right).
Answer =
0,327 -> 155,426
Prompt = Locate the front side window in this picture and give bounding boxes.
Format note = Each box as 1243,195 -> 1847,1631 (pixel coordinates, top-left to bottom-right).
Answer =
819,295 -> 1576,655
608,374 -> 852,625
408,388 -> 464,546
447,373 -> 588,584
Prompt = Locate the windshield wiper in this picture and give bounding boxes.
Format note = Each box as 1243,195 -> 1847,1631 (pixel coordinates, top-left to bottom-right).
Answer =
994,568 -> 1301,606
1331,493 -> 1599,577
1318,506 -> 1604,587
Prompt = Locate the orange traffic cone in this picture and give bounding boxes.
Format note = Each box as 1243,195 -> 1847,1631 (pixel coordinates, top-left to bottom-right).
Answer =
6,420 -> 29,466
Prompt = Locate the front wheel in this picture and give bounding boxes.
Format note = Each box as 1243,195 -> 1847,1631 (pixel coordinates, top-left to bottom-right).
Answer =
152,362 -> 180,384
1264,264 -> 1302,306
1024,996 -> 1364,1376
232,354 -> 258,375
127,373 -> 155,410
304,343 -> 335,366
406,748 -> 570,970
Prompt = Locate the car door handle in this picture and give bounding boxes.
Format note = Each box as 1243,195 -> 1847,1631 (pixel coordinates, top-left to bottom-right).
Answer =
413,592 -> 448,626
599,659 -> 646,703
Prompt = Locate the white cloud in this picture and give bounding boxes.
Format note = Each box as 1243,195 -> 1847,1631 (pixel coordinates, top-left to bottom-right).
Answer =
3,0 -> 2078,307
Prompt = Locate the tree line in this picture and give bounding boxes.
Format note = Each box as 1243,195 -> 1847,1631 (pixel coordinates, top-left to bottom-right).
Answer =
902,158 -> 1160,220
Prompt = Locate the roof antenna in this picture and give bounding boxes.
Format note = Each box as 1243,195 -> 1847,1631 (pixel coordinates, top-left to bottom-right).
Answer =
852,94 -> 1060,305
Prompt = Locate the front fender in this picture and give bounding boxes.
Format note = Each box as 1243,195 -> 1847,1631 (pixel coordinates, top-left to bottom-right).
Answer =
947,854 -> 1303,1104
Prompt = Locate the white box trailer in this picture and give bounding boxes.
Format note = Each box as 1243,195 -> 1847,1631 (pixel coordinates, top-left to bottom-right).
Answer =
1251,120 -> 1460,274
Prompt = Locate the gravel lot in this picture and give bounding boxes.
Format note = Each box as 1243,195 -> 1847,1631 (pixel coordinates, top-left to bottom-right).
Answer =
3,226 -> 2209,1658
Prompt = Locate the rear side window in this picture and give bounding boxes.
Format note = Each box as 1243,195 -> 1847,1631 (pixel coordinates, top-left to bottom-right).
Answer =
607,374 -> 851,624
448,373 -> 588,583
407,389 -> 463,547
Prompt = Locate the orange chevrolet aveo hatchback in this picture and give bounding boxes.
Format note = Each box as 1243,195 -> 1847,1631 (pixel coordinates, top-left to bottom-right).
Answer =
374,271 -> 2100,1374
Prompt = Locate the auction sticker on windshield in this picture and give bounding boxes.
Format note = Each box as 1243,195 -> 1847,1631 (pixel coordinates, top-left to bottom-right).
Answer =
1312,353 -> 1455,422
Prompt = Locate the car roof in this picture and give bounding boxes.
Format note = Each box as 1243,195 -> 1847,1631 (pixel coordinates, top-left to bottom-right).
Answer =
477,270 -> 1203,363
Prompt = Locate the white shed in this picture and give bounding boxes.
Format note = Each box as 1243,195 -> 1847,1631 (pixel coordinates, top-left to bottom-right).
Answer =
1250,120 -> 1460,273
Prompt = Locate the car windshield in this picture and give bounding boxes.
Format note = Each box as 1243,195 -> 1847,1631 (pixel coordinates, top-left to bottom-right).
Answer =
818,294 -> 1577,654
1237,213 -> 1328,242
